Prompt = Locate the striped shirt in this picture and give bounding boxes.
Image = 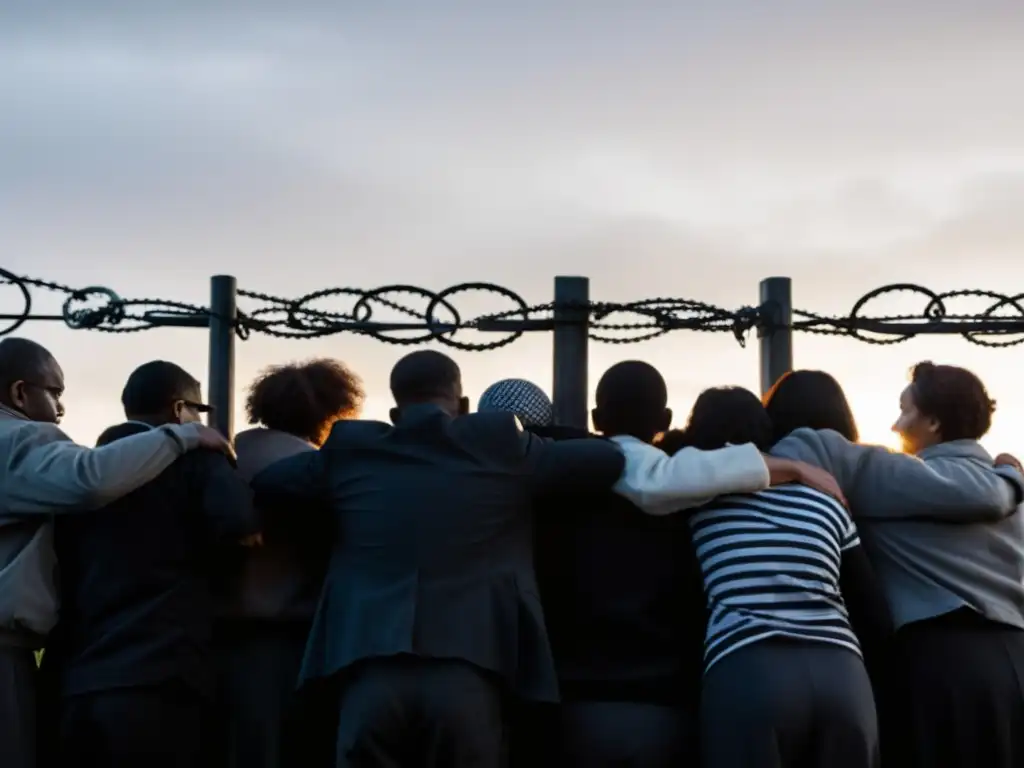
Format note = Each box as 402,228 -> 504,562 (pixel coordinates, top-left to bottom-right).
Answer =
689,484 -> 862,671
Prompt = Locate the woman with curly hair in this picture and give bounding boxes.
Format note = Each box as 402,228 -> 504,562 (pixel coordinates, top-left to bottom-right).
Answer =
210,358 -> 364,768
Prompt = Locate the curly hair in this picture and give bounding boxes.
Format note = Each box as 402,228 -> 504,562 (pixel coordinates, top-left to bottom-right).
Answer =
246,358 -> 365,446
909,361 -> 995,442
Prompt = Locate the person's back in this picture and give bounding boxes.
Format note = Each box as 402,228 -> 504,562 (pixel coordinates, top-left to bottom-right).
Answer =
547,361 -> 704,768
52,360 -> 256,768
210,358 -> 363,768
252,351 -> 628,768
679,385 -> 882,768
769,365 -> 1024,768
54,422 -> 252,697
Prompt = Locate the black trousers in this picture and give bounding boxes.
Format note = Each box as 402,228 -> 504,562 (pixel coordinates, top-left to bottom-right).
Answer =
559,700 -> 695,767
0,646 -> 36,768
211,621 -> 333,768
57,683 -> 205,768
883,611 -> 1024,768
700,639 -> 878,768
335,657 -> 506,768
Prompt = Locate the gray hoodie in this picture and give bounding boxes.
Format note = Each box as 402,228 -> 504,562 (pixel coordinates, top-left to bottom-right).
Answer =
0,404 -> 205,647
772,427 -> 1024,630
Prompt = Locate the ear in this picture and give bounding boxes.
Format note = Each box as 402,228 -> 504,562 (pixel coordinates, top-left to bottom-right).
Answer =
458,396 -> 470,416
172,400 -> 186,423
389,407 -> 401,425
658,407 -> 673,433
591,407 -> 604,434
8,380 -> 27,409
928,416 -> 942,434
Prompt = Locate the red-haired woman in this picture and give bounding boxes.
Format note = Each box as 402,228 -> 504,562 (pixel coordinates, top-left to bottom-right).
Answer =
210,358 -> 364,768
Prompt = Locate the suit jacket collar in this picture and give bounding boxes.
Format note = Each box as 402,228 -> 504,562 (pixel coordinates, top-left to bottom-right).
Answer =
917,439 -> 992,463
394,403 -> 452,426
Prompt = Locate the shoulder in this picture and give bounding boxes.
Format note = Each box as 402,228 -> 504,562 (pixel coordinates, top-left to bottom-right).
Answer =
2,419 -> 74,455
530,424 -> 592,441
322,418 -> 392,447
454,411 -> 523,436
95,422 -> 150,446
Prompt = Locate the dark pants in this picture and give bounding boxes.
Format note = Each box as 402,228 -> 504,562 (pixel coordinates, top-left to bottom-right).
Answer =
211,621 -> 332,768
701,639 -> 878,768
335,657 -> 506,768
0,647 -> 36,768
58,683 -> 205,768
559,700 -> 694,767
883,611 -> 1024,768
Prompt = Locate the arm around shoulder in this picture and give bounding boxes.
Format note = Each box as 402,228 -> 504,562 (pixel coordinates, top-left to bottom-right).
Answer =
612,438 -> 770,516
521,431 -> 626,495
862,451 -> 1022,522
1,421 -> 198,514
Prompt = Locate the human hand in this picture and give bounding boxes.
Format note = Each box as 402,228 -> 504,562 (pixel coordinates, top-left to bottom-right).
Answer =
193,425 -> 237,462
240,533 -> 263,547
764,456 -> 847,508
995,453 -> 1023,474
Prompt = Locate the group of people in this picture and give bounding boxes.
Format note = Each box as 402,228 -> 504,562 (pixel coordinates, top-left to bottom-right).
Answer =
1,333 -> 1023,768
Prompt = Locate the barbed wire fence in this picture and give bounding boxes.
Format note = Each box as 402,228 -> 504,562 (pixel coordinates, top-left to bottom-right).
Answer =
2,268 -> 1023,437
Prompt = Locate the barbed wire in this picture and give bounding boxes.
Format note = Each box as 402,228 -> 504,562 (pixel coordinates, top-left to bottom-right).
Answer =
2,268 -> 1023,351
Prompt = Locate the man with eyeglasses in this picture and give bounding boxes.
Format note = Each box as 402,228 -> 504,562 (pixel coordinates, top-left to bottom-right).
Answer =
47,359 -> 259,768
0,339 -> 236,768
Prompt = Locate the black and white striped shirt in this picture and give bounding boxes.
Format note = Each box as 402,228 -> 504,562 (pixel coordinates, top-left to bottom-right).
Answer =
689,484 -> 861,671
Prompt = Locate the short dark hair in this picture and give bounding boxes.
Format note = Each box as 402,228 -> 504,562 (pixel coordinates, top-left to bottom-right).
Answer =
908,361 -> 995,441
246,358 -> 364,445
594,360 -> 667,434
673,386 -> 773,452
764,369 -> 859,444
0,337 -> 55,389
122,360 -> 204,416
389,350 -> 461,406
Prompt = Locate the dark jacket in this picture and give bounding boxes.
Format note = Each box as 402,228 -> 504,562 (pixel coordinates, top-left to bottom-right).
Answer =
51,421 -> 257,697
214,428 -> 331,623
251,405 -> 625,702
530,425 -> 706,712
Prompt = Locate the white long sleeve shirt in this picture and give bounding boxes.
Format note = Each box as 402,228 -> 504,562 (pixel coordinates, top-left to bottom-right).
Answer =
610,435 -> 771,516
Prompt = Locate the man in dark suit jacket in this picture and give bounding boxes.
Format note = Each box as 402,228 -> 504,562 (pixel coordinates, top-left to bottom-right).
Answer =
50,361 -> 258,768
251,350 -> 627,768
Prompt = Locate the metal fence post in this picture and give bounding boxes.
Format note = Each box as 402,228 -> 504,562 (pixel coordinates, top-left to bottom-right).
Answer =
208,275 -> 237,438
758,276 -> 794,396
552,276 -> 590,430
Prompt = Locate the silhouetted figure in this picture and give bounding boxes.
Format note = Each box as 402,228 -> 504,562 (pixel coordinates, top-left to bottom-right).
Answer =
676,386 -> 888,768
769,366 -> 1024,768
51,361 -> 257,768
0,341 -> 230,768
542,361 -> 705,767
252,350 -> 626,768
211,359 -> 364,768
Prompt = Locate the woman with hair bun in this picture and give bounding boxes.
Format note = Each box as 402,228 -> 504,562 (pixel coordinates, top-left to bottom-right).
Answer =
769,365 -> 1024,768
210,358 -> 364,768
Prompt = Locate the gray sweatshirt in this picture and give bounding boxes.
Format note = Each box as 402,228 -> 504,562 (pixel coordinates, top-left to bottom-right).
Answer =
0,404 -> 205,647
772,428 -> 1024,630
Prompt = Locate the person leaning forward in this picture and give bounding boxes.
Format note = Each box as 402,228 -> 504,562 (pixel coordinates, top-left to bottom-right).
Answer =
0,338 -> 234,768
252,350 -> 838,768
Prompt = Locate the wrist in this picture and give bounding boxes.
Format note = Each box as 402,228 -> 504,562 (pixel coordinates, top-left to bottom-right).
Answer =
763,455 -> 801,485
159,423 -> 200,454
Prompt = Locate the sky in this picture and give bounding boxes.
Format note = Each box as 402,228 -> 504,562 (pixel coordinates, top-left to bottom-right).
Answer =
2,2 -> 1024,451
